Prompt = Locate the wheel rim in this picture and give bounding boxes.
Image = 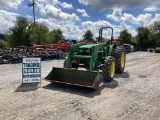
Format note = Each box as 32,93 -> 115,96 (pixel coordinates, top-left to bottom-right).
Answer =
121,52 -> 125,68
110,61 -> 115,78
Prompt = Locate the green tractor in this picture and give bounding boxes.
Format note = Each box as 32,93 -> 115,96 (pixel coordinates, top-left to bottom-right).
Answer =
45,27 -> 126,89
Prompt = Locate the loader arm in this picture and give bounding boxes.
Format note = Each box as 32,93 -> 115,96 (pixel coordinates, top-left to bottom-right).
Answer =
89,42 -> 107,70
66,42 -> 87,68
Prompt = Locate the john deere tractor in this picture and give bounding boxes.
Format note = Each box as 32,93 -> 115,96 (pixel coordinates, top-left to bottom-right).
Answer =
45,27 -> 126,89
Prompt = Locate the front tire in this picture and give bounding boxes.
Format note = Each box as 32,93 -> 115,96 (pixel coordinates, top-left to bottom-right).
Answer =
102,56 -> 116,82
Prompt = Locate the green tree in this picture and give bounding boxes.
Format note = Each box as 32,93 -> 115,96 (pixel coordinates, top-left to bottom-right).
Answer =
7,17 -> 31,47
151,21 -> 160,34
119,29 -> 132,44
47,28 -> 64,43
131,37 -> 143,51
0,33 -> 5,40
150,21 -> 160,47
83,29 -> 93,40
47,31 -> 56,43
0,40 -> 9,49
28,22 -> 49,44
136,27 -> 153,50
5,16 -> 65,46
49,28 -> 65,43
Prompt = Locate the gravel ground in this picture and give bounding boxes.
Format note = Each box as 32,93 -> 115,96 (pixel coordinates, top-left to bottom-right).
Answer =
0,52 -> 160,120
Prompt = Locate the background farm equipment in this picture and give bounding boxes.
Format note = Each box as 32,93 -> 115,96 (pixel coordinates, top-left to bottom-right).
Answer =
33,40 -> 75,52
112,39 -> 135,53
148,47 -> 160,53
147,48 -> 154,52
154,47 -> 160,53
124,44 -> 135,53
0,44 -> 67,64
45,27 -> 126,89
0,56 -> 8,64
0,48 -> 24,63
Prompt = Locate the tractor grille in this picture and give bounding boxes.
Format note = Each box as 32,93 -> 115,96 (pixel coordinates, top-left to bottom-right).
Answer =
77,48 -> 91,55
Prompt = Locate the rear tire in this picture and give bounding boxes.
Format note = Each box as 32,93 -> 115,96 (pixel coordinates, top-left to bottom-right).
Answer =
102,56 -> 116,82
113,46 -> 126,73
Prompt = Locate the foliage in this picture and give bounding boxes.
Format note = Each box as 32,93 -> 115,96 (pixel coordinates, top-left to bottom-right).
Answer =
0,33 -> 5,40
150,21 -> 160,34
119,29 -> 132,44
119,22 -> 160,51
136,27 -> 153,50
83,30 -> 93,40
0,40 -> 9,49
5,16 -> 65,46
28,22 -> 49,44
49,28 -> 64,43
47,31 -> 56,43
150,21 -> 160,47
6,17 -> 31,47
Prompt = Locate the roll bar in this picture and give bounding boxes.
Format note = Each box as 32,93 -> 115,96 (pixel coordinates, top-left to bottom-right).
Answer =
98,27 -> 113,43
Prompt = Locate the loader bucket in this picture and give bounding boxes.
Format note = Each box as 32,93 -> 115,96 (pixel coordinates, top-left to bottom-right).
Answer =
45,67 -> 100,89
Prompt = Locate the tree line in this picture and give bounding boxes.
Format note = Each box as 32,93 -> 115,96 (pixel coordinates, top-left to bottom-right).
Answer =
119,22 -> 160,50
0,17 -> 64,48
0,16 -> 160,51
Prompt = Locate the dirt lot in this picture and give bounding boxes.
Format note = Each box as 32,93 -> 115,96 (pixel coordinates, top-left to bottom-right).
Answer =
0,52 -> 160,120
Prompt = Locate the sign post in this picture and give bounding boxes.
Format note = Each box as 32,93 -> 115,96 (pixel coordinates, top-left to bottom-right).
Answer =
22,57 -> 41,83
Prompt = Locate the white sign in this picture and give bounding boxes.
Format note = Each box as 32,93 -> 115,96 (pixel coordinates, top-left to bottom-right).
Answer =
22,57 -> 41,83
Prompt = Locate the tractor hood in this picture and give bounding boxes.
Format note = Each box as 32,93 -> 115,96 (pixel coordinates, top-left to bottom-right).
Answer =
79,44 -> 99,49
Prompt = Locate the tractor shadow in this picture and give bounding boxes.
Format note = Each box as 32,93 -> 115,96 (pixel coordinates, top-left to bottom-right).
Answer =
14,83 -> 40,92
114,72 -> 130,78
42,79 -> 118,98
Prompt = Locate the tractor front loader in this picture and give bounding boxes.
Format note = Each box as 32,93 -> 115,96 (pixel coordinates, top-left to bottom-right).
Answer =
45,27 -> 126,89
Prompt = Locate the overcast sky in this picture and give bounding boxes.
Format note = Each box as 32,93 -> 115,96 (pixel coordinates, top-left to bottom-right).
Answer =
0,0 -> 160,40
